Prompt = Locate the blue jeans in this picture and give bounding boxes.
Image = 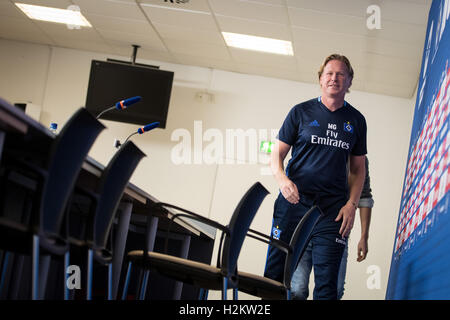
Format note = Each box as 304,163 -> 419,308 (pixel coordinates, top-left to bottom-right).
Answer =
291,239 -> 349,300
264,193 -> 347,300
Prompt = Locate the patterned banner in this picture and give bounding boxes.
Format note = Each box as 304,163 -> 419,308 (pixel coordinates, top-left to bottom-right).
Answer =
386,0 -> 450,299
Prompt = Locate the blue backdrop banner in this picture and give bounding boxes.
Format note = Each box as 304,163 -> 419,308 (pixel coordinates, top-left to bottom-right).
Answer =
386,0 -> 450,299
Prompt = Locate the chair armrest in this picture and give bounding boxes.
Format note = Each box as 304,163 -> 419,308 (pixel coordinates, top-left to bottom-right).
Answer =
247,228 -> 291,254
154,202 -> 230,267
155,202 -> 228,234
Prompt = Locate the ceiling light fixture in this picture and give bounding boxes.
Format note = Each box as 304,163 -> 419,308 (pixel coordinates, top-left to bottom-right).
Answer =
15,2 -> 92,27
222,32 -> 294,56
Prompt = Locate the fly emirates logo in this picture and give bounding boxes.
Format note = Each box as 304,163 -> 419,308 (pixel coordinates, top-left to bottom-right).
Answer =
311,123 -> 350,150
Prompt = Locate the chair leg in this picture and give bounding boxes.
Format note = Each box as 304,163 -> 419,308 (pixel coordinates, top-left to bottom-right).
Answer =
107,264 -> 113,300
10,254 -> 24,299
222,277 -> 228,300
0,251 -> 10,296
233,288 -> 238,300
32,235 -> 39,300
64,252 -> 70,300
86,249 -> 93,300
39,255 -> 51,299
286,288 -> 291,300
111,202 -> 133,300
121,261 -> 132,300
134,268 -> 143,300
139,270 -> 150,300
198,288 -> 209,300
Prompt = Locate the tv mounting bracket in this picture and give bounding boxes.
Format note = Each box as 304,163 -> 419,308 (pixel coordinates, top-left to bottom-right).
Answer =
106,44 -> 160,69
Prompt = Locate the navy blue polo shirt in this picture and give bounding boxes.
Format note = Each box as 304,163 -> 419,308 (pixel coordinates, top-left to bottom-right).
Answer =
278,97 -> 367,198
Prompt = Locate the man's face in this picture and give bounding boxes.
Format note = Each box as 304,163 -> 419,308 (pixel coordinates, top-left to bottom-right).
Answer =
319,60 -> 352,97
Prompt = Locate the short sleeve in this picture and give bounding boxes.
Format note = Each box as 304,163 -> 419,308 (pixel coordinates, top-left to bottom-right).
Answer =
351,114 -> 367,156
360,156 -> 373,200
277,106 -> 301,146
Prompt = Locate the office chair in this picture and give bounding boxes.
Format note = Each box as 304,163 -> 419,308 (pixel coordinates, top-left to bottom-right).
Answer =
0,108 -> 105,299
68,141 -> 145,300
237,205 -> 324,300
121,182 -> 269,300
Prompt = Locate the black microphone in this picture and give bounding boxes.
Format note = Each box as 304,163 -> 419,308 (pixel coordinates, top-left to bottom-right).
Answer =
96,96 -> 142,119
114,122 -> 160,148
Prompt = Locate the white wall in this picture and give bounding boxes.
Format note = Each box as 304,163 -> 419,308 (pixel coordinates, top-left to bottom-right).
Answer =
0,38 -> 415,300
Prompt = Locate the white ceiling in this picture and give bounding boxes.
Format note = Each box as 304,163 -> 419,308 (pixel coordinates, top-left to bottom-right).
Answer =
0,0 -> 432,98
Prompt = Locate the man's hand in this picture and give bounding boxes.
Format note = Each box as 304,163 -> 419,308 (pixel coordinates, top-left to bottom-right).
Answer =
279,177 -> 300,204
357,206 -> 371,262
270,139 -> 299,204
335,201 -> 356,237
357,237 -> 368,262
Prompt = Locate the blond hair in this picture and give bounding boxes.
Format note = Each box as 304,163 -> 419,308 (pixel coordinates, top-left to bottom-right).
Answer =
318,54 -> 354,80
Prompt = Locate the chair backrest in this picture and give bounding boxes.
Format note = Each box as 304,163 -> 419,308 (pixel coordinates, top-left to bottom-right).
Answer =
92,141 -> 146,250
221,182 -> 269,279
283,205 -> 324,288
41,108 -> 105,237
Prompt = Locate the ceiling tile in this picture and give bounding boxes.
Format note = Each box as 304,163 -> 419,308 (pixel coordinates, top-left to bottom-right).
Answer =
241,0 -> 285,5
0,1 -> 30,19
349,79 -> 366,93
97,28 -> 167,51
209,0 -> 289,24
229,47 -> 297,70
366,19 -> 427,45
11,0 -> 73,9
364,66 -> 418,88
364,52 -> 421,75
51,37 -> 114,54
153,22 -> 224,45
292,40 -> 366,81
72,0 -> 146,21
84,13 -> 156,35
0,14 -> 55,44
397,0 -> 431,5
235,62 -> 303,83
350,63 -> 367,83
286,0 -> 370,18
291,27 -> 365,59
216,15 -> 291,41
138,0 -> 211,12
363,37 -> 422,61
32,20 -> 102,41
379,1 -> 431,25
140,3 -> 217,30
296,70 -> 319,86
289,7 -> 367,36
164,38 -> 231,60
172,52 -> 237,72
364,81 -> 414,98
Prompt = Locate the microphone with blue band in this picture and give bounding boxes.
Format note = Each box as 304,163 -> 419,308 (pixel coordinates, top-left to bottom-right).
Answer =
96,96 -> 142,119
114,121 -> 160,148
115,96 -> 141,110
137,122 -> 159,134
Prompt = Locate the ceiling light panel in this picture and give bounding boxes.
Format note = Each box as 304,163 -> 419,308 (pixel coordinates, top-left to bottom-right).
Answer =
222,32 -> 294,56
15,2 -> 91,27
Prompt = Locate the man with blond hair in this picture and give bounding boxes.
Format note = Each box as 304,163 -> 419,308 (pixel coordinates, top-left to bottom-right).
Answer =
265,54 -> 367,300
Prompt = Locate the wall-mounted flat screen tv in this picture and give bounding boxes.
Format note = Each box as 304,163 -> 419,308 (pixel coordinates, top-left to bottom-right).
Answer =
85,59 -> 174,128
